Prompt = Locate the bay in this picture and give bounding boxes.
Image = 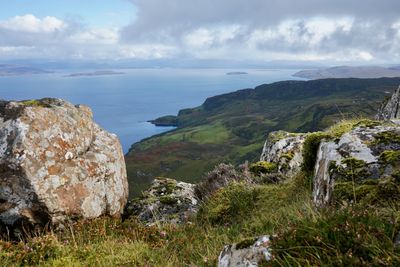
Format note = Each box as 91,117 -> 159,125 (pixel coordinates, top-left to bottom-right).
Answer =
0,68 -> 300,153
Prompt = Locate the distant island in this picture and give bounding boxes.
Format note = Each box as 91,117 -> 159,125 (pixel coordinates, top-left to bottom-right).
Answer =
226,71 -> 248,75
65,70 -> 125,77
0,64 -> 52,76
293,65 -> 400,79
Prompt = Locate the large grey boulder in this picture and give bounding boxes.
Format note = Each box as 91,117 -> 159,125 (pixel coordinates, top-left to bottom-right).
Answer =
260,131 -> 306,177
376,85 -> 400,121
313,124 -> 400,207
0,98 -> 128,228
218,235 -> 272,267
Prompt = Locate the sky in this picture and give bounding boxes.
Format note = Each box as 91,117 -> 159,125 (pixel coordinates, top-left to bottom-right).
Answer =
0,0 -> 400,65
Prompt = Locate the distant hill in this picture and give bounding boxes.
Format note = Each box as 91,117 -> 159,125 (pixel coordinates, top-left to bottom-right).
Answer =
293,66 -> 400,79
0,64 -> 52,76
125,77 -> 400,197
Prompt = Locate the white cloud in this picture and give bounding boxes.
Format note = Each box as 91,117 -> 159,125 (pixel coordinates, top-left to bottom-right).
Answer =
183,25 -> 243,49
0,14 -> 66,33
69,28 -> 119,44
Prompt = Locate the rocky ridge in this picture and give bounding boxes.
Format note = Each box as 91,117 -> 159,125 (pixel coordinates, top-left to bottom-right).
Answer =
217,86 -> 400,266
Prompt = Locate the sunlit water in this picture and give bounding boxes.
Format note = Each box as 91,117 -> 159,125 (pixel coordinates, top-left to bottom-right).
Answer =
0,68 -> 301,153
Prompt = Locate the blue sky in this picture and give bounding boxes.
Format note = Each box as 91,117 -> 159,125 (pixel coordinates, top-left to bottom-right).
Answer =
0,0 -> 136,27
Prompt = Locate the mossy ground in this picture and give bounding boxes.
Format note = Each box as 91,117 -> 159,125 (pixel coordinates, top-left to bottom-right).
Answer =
2,171 -> 399,266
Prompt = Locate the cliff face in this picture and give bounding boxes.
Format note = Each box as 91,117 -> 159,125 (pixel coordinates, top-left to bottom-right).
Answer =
376,85 -> 400,121
0,98 -> 128,228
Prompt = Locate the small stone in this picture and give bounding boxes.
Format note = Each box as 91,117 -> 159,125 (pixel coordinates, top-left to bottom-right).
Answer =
64,151 -> 74,160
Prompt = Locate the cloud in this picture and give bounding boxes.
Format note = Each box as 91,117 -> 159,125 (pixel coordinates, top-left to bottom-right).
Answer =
0,14 -> 66,33
117,0 -> 400,63
0,1 -> 400,64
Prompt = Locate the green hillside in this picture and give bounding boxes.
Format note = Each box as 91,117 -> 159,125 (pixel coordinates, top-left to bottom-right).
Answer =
125,78 -> 400,196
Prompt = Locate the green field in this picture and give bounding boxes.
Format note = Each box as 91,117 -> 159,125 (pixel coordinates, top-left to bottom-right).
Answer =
126,77 -> 400,197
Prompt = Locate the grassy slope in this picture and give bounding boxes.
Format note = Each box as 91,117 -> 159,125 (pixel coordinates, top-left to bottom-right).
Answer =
2,174 -> 398,266
2,119 -> 400,266
126,77 -> 400,197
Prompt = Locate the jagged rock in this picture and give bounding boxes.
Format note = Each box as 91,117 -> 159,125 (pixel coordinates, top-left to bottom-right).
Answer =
376,85 -> 400,121
218,235 -> 272,267
313,124 -> 400,207
124,177 -> 198,225
0,98 -> 128,229
260,131 -> 306,177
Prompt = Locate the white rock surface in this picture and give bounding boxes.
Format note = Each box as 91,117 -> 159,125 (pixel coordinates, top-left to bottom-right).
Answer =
376,85 -> 400,121
124,177 -> 198,225
260,131 -> 306,177
218,235 -> 272,267
313,125 -> 399,207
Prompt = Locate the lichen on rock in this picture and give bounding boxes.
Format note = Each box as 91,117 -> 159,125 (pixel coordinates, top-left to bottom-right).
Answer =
218,235 -> 272,267
376,85 -> 400,121
124,177 -> 198,225
313,123 -> 400,207
0,98 -> 128,231
259,131 -> 306,178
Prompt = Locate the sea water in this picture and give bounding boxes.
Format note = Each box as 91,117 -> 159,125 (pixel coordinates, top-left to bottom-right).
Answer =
0,68 -> 300,152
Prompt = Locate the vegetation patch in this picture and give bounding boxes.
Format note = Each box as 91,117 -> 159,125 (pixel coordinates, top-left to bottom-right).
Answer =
159,195 -> 178,205
372,130 -> 400,145
197,183 -> 260,225
20,100 -> 51,108
249,161 -> 278,175
301,132 -> 332,173
379,150 -> 400,166
271,208 -> 400,266
329,157 -> 370,183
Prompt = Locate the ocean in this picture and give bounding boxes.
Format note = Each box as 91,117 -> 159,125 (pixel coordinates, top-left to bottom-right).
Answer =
0,68 -> 301,153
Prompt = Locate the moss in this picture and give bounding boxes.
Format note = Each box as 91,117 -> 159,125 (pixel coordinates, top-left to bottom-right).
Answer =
301,132 -> 332,173
159,195 -> 178,205
379,150 -> 400,166
330,157 -> 370,183
20,100 -> 51,108
333,175 -> 400,206
268,131 -> 299,143
154,177 -> 178,194
236,238 -> 257,249
341,157 -> 367,169
249,161 -> 278,175
353,119 -> 381,128
372,131 -> 400,145
279,151 -> 294,161
333,181 -> 377,204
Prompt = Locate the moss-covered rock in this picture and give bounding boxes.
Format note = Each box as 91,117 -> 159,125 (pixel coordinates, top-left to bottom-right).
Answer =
260,131 -> 306,178
302,132 -> 332,173
124,178 -> 198,225
249,161 -> 278,175
313,123 -> 400,207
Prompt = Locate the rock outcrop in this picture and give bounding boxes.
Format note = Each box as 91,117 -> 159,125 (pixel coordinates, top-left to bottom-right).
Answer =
376,85 -> 400,121
124,178 -> 198,225
313,124 -> 400,207
218,235 -> 272,267
259,131 -> 306,177
0,98 -> 128,228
